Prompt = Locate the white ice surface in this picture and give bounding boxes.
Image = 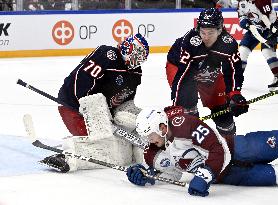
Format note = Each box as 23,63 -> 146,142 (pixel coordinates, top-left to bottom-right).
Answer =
0,52 -> 277,205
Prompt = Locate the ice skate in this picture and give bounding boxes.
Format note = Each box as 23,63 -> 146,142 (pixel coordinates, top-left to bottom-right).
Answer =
39,154 -> 70,173
268,77 -> 278,91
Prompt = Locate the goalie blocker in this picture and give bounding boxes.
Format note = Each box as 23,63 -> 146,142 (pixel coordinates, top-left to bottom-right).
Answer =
41,93 -> 144,172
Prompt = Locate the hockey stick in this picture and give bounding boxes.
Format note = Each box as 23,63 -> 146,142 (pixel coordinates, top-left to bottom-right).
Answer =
23,114 -> 186,187
17,79 -> 148,149
199,90 -> 278,121
249,25 -> 271,48
17,79 -> 76,111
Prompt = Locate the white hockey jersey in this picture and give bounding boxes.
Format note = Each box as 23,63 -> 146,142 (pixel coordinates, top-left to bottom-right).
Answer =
238,0 -> 277,30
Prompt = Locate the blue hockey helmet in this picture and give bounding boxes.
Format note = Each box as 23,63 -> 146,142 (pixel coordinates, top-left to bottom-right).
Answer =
197,8 -> 224,30
118,33 -> 149,69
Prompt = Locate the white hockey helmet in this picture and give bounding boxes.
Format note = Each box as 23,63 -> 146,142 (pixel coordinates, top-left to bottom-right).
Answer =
136,108 -> 168,137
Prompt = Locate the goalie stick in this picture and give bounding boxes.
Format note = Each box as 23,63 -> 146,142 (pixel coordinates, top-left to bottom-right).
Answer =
199,90 -> 278,121
17,79 -> 148,149
23,114 -> 187,187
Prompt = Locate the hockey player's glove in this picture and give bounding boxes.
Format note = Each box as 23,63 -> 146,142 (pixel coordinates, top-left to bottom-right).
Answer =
239,18 -> 252,30
265,33 -> 277,48
270,20 -> 278,35
188,166 -> 215,197
228,91 -> 249,117
126,164 -> 156,186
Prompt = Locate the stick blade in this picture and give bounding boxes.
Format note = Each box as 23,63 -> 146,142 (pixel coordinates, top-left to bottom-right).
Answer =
23,114 -> 36,142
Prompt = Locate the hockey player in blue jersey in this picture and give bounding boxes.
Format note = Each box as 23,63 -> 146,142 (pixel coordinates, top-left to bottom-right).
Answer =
57,33 -> 149,136
237,0 -> 278,90
126,106 -> 278,197
165,8 -> 248,139
40,33 -> 150,172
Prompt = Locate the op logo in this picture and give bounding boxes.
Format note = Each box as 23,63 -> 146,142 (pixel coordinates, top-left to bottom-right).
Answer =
52,20 -> 74,45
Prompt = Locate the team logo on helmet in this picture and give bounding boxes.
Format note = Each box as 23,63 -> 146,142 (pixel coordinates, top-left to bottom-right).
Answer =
222,35 -> 233,44
171,116 -> 185,127
107,50 -> 117,61
190,36 -> 202,46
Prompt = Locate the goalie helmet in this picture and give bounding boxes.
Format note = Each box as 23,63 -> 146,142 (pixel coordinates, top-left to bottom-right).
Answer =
136,108 -> 168,138
118,33 -> 149,69
197,8 -> 224,30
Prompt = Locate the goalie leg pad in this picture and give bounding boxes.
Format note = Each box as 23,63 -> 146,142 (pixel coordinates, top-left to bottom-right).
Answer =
79,94 -> 114,140
113,100 -> 141,131
132,145 -> 144,163
62,135 -> 133,171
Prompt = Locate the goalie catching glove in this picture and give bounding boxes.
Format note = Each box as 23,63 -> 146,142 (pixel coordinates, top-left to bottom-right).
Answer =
126,164 -> 157,186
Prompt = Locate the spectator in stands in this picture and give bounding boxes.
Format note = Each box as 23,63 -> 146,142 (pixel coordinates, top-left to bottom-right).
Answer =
216,0 -> 238,8
0,0 -> 13,11
24,0 -> 43,11
196,0 -> 217,8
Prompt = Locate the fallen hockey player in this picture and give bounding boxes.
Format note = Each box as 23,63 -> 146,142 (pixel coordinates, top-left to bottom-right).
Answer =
126,106 -> 278,197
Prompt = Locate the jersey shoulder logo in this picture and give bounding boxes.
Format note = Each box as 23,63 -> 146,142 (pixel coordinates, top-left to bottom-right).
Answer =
190,36 -> 202,46
171,116 -> 185,127
222,34 -> 233,44
107,50 -> 117,61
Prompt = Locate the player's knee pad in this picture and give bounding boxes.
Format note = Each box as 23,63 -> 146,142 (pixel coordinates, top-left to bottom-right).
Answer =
211,105 -> 236,136
79,94 -> 114,140
113,100 -> 141,131
62,135 -> 133,171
